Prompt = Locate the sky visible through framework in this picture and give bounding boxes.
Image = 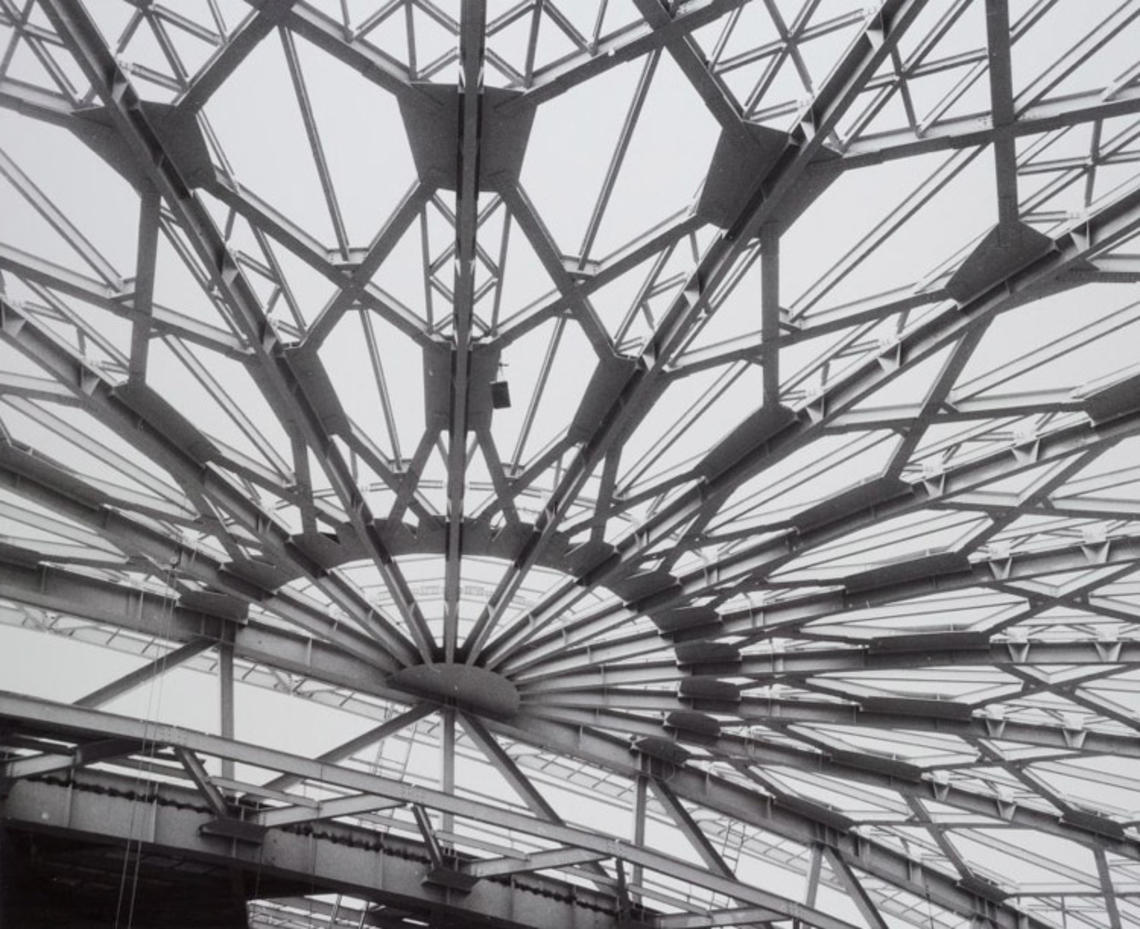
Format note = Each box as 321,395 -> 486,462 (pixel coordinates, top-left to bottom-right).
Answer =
3,1 -> 1140,928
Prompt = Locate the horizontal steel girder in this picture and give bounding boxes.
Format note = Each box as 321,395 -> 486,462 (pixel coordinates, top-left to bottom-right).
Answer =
1,691 -> 1058,929
2,770 -> 623,929
0,554 -> 1118,927
0,693 -> 875,929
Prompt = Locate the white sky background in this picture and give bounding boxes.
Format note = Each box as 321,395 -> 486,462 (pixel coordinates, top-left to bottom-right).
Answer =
3,1 -> 1140,927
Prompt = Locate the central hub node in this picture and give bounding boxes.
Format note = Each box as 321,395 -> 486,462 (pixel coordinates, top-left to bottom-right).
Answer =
423,342 -> 502,432
399,85 -> 535,192
390,663 -> 519,717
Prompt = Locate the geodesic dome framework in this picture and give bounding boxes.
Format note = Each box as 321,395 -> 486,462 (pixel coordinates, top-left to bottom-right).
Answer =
3,1 -> 1140,927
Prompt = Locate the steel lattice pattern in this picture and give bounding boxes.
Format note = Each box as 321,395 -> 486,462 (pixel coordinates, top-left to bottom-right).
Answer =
2,2 -> 1140,929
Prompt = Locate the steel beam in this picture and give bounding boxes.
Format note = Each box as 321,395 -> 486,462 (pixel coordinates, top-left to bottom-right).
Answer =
512,0 -> 745,109
474,2 -> 930,667
39,0 -> 436,664
521,701 -> 1140,860
2,7 -> 1138,929
842,83 -> 1140,168
175,745 -> 231,817
514,634 -> 1140,694
0,451 -> 395,668
0,693 -> 885,929
0,556 -> 403,703
2,737 -> 139,780
74,638 -> 214,708
649,779 -> 734,880
0,294 -> 417,668
257,792 -> 403,829
503,341 -> 1140,681
820,847 -> 887,929
465,846 -> 610,879
174,1 -> 294,114
443,0 -> 486,662
261,703 -> 434,794
2,771 -> 623,929
489,712 -> 1054,929
493,160 -> 1140,674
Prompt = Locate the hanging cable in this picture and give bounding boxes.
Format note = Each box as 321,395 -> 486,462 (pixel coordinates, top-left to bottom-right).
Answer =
113,554 -> 182,929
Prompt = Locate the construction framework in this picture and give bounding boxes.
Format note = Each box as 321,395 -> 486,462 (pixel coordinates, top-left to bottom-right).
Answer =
3,1 -> 1140,927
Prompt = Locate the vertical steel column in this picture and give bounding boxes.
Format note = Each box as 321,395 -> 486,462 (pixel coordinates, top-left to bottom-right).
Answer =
218,639 -> 235,781
444,0 -> 487,662
442,707 -> 456,834
631,769 -> 647,902
760,223 -> 780,405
